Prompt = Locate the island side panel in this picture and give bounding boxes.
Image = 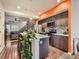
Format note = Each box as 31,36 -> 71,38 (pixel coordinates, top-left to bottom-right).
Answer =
39,38 -> 49,59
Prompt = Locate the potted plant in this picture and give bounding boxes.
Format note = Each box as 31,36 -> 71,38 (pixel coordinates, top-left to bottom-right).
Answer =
22,28 -> 36,59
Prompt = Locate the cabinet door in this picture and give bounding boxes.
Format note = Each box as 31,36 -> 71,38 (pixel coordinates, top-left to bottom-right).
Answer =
59,37 -> 64,50
59,36 -> 68,52
53,35 -> 60,48
62,36 -> 68,52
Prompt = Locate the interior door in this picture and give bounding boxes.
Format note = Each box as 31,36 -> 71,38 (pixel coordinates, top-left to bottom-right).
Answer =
0,10 -> 5,52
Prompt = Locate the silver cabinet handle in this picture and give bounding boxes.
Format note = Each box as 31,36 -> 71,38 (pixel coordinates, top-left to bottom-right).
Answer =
40,41 -> 43,44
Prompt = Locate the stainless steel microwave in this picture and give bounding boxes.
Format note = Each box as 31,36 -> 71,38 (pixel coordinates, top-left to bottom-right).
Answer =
47,22 -> 55,27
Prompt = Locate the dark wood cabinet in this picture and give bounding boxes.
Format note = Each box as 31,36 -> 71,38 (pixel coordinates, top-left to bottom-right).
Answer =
51,35 -> 68,52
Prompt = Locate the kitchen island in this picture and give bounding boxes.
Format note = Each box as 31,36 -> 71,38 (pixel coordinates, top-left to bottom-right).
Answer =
32,34 -> 49,59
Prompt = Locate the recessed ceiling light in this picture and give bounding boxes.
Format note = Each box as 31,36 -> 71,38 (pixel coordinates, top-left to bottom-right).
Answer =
38,12 -> 41,15
17,6 -> 21,9
57,0 -> 60,2
35,16 -> 40,18
30,18 -> 33,20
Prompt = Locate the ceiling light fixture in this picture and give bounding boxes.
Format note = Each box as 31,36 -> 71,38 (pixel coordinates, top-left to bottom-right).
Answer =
30,18 -> 33,20
57,0 -> 61,2
38,12 -> 41,15
17,6 -> 21,9
35,16 -> 40,18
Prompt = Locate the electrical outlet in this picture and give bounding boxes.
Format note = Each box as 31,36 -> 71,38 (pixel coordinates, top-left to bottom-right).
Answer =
0,45 -> 1,47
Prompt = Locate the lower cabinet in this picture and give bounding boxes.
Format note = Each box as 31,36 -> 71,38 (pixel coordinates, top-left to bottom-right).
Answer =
51,35 -> 68,52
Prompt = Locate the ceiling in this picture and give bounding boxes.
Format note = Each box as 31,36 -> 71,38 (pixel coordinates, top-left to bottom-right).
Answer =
1,0 -> 63,18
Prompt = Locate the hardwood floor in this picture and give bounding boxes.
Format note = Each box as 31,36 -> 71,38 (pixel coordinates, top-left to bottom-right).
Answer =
46,46 -> 74,59
0,40 -> 72,59
46,46 -> 65,59
0,44 -> 19,59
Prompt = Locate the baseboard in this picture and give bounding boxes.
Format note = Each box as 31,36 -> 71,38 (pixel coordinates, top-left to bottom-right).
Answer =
68,52 -> 73,55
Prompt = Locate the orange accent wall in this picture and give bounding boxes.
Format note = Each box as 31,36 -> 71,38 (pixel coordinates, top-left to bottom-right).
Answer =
39,0 -> 68,20
39,0 -> 71,52
68,0 -> 71,52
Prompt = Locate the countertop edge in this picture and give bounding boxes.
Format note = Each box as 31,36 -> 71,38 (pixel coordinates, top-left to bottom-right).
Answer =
52,33 -> 68,37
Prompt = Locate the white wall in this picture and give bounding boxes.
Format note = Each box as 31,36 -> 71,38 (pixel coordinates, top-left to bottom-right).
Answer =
71,0 -> 79,38
71,0 -> 79,52
0,1 -> 5,52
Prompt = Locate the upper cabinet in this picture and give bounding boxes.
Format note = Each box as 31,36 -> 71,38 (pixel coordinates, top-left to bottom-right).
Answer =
38,11 -> 68,27
55,17 -> 68,27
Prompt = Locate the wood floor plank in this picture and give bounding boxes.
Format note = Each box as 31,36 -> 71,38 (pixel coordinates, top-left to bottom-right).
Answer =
0,48 -> 6,58
5,48 -> 10,59
8,47 -> 12,59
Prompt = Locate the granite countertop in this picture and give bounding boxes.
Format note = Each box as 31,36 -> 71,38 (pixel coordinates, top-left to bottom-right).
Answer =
52,33 -> 68,37
21,33 -> 49,39
39,32 -> 68,37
